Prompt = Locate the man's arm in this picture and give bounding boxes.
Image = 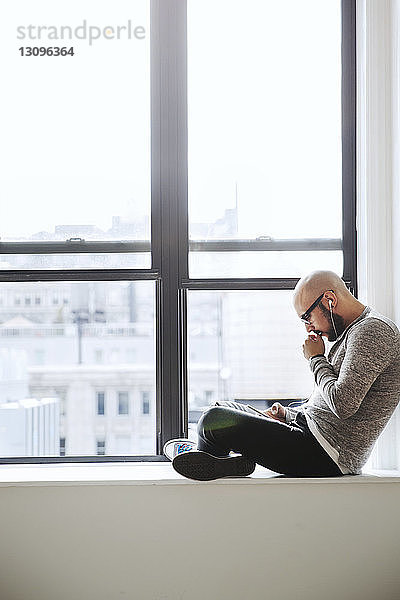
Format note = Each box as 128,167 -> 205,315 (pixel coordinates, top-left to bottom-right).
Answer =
309,319 -> 397,420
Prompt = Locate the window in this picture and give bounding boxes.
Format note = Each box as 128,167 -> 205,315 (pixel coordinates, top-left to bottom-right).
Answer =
60,437 -> 66,457
188,291 -> 313,412
183,0 -> 356,442
96,439 -> 106,456
142,391 -> 150,415
118,392 -> 130,416
96,392 -> 105,416
188,0 -> 345,279
0,1 -> 355,463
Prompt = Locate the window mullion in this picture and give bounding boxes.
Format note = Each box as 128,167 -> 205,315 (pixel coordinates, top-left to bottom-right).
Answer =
341,0 -> 357,295
151,0 -> 188,451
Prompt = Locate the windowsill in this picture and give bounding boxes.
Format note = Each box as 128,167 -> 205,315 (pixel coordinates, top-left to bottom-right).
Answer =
0,461 -> 399,487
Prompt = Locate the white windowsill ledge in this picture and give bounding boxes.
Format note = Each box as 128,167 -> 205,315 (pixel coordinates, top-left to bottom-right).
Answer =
0,462 -> 399,487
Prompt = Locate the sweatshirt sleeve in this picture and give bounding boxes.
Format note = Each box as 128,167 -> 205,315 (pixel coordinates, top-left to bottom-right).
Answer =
309,319 -> 397,420
285,405 -> 301,424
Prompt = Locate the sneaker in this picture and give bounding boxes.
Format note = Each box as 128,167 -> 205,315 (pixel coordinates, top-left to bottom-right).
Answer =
163,438 -> 197,461
172,450 -> 256,481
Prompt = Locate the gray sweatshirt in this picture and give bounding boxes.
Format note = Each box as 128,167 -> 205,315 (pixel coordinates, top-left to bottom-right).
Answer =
285,307 -> 400,474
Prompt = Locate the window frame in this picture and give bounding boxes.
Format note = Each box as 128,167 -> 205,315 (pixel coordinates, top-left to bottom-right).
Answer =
0,0 -> 356,464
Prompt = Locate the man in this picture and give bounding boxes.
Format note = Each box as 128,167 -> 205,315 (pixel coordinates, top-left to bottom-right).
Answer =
166,271 -> 400,480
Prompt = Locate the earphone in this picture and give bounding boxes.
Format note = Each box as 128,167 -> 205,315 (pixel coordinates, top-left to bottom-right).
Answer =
328,298 -> 338,338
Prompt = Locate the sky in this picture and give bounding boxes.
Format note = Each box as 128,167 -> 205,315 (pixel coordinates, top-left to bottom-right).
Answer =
0,0 -> 150,239
187,0 -> 342,239
0,0 -> 341,241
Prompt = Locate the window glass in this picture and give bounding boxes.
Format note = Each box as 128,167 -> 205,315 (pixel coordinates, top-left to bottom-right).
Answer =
0,1 -> 150,247
190,250 -> 343,279
0,280 -> 156,457
0,253 -> 151,271
188,0 -> 342,275
188,290 -> 314,434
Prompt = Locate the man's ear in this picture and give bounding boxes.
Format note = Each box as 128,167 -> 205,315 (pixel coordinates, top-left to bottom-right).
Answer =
324,291 -> 337,308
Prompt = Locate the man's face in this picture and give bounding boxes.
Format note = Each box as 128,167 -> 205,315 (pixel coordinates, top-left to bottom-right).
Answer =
295,295 -> 345,342
303,302 -> 336,341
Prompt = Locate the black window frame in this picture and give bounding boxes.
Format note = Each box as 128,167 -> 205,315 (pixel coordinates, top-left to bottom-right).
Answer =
0,0 -> 356,464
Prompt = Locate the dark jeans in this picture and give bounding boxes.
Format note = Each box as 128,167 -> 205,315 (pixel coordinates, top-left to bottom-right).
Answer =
197,403 -> 343,477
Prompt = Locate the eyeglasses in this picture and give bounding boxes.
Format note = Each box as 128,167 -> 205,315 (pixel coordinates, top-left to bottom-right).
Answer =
300,290 -> 334,323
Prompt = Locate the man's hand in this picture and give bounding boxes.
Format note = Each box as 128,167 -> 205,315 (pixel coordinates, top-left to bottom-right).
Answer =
265,402 -> 286,422
303,333 -> 325,360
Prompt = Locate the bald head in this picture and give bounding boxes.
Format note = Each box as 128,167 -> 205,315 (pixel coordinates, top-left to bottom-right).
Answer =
293,271 -> 365,338
293,271 -> 349,313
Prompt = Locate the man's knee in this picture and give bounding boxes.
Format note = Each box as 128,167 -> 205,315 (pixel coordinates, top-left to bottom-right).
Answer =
198,406 -> 223,430
197,405 -> 236,436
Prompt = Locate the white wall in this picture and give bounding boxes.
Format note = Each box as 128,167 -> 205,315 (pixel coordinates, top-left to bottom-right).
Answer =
0,479 -> 399,600
357,0 -> 400,470
357,0 -> 394,316
392,0 -> 400,325
357,0 -> 400,324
